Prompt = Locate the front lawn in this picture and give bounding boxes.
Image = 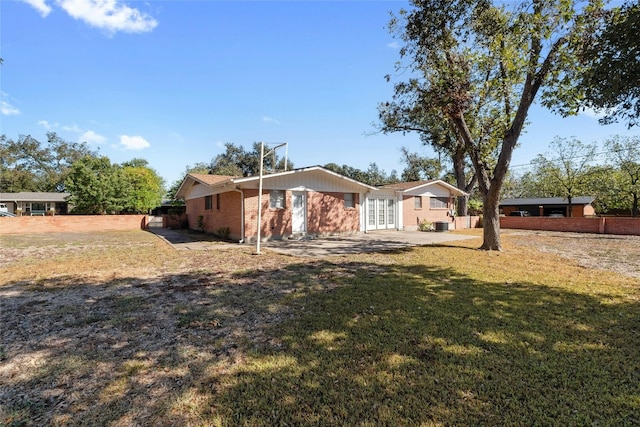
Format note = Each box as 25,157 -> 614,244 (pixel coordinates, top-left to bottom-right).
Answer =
1,230 -> 638,426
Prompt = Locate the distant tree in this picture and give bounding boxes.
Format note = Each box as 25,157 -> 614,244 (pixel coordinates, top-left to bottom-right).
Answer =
323,162 -> 399,186
605,136 -> 640,216
385,0 -> 605,250
580,2 -> 640,127
0,133 -> 96,192
586,166 -> 629,215
210,142 -> 293,177
65,156 -> 131,214
399,147 -> 443,182
529,137 -> 597,216
121,159 -> 165,213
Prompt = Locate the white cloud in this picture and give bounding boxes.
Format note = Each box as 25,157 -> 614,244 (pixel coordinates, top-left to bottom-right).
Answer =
120,135 -> 150,150
62,124 -> 83,132
20,0 -> 52,17
79,130 -> 106,144
56,0 -> 158,34
1,101 -> 20,116
386,41 -> 400,49
170,132 -> 184,143
262,116 -> 281,125
37,120 -> 53,129
1,92 -> 20,116
579,107 -> 606,119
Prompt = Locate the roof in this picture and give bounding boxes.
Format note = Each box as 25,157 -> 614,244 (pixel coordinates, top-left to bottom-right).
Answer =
500,197 -> 596,206
381,179 -> 436,191
187,173 -> 236,186
379,179 -> 468,196
176,166 -> 379,199
230,166 -> 378,190
0,192 -> 70,202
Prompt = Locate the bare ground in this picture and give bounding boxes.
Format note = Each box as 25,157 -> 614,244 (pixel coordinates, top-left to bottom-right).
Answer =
503,229 -> 640,279
0,229 -> 638,425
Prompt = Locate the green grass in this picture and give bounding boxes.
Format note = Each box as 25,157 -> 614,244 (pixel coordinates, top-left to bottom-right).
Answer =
205,253 -> 639,425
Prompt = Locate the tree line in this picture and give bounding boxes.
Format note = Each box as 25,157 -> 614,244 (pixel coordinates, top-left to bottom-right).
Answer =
0,133 -> 164,214
503,136 -> 640,217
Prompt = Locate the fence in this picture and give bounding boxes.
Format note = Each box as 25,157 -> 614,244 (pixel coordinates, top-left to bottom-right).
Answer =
0,215 -> 149,235
500,216 -> 640,236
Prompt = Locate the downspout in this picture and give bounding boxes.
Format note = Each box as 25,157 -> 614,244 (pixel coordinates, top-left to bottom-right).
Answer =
231,188 -> 245,243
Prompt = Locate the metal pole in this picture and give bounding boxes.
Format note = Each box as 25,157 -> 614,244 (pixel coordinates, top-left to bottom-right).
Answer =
255,142 -> 265,255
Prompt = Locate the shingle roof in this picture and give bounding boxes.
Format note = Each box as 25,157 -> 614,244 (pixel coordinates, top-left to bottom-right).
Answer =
500,197 -> 595,206
0,192 -> 70,202
379,180 -> 436,190
188,173 -> 236,185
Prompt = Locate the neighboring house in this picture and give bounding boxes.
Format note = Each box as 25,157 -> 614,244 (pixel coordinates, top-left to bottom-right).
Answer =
0,192 -> 70,216
500,197 -> 596,217
175,166 -> 469,242
377,180 -> 467,231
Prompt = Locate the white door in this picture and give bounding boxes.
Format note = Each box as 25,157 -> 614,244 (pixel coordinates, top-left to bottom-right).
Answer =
292,191 -> 306,233
369,198 -> 396,230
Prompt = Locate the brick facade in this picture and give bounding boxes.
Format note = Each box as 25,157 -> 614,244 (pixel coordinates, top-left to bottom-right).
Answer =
184,189 -> 362,242
402,195 -> 455,230
307,192 -> 360,235
185,191 -> 244,240
0,215 -> 148,235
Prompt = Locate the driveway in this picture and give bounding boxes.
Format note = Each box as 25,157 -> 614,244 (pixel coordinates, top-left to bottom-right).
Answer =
262,230 -> 476,257
150,228 -> 476,257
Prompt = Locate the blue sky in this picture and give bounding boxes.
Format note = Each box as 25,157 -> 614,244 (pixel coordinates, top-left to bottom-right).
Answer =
2,0 -> 639,187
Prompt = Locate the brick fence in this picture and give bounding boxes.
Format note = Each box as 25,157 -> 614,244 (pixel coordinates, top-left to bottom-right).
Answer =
500,216 -> 640,236
0,215 -> 149,235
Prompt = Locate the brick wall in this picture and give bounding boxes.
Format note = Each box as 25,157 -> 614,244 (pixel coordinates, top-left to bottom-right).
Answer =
500,216 -> 640,236
184,192 -> 244,240
0,215 -> 148,234
307,192 -> 360,235
454,215 -> 481,229
402,195 -> 455,230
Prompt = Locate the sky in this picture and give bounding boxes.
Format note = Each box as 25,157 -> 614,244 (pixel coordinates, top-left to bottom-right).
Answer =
2,0 -> 639,187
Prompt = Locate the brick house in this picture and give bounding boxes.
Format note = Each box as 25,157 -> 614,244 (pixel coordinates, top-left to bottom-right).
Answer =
375,180 -> 467,231
175,166 -> 377,242
176,167 -> 470,241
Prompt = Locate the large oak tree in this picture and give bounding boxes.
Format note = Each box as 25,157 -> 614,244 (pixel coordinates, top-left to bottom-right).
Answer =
386,0 -> 604,250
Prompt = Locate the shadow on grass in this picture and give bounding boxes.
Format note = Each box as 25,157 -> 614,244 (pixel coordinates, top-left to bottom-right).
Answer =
1,258 -> 639,426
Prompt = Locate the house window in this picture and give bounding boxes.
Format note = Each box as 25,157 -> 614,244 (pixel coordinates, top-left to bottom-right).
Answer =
216,194 -> 221,210
344,193 -> 355,208
205,195 -> 212,210
414,196 -> 422,209
430,197 -> 449,209
270,190 -> 285,209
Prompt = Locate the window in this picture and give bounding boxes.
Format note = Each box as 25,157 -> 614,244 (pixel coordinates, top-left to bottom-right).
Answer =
270,190 -> 285,209
430,197 -> 448,209
344,193 -> 355,208
368,199 -> 376,226
205,195 -> 212,210
216,194 -> 221,210
414,196 -> 422,209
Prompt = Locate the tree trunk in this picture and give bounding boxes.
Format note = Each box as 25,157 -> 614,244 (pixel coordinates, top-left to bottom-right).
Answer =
453,145 -> 470,216
480,187 -> 502,250
457,195 -> 468,216
633,192 -> 639,218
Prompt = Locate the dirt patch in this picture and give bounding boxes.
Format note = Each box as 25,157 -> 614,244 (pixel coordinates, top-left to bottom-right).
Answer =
503,229 -> 640,279
0,231 -> 368,425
